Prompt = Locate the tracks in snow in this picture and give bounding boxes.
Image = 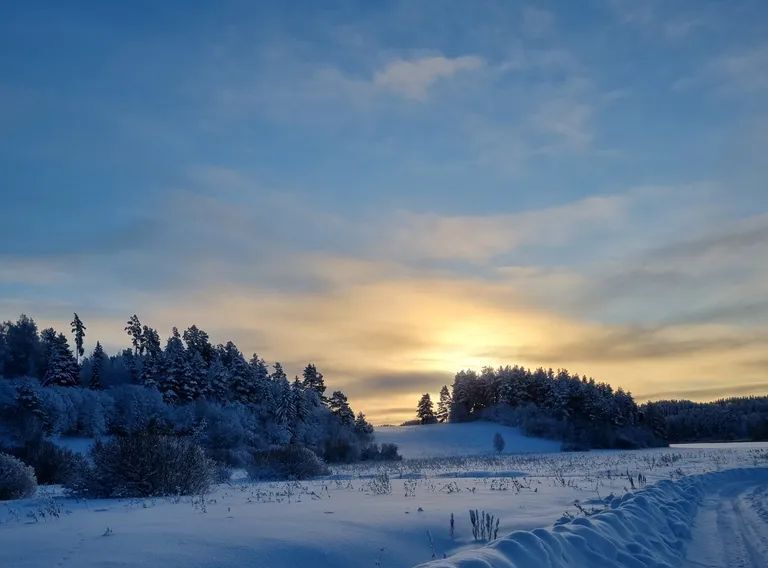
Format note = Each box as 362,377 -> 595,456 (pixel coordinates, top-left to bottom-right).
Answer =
684,478 -> 768,567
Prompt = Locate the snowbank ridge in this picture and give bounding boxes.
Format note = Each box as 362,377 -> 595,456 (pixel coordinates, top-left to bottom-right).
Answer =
415,467 -> 768,568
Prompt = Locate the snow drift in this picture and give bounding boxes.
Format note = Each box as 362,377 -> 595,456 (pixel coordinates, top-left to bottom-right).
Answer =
415,467 -> 768,568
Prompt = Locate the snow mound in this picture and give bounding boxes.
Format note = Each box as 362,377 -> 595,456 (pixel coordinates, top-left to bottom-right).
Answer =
375,421 -> 561,459
415,467 -> 768,568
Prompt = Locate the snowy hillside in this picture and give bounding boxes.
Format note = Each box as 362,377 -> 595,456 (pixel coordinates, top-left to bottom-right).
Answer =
375,421 -> 561,458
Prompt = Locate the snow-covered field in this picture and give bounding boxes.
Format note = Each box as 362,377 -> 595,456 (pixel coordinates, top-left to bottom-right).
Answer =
1,425 -> 767,568
375,422 -> 561,458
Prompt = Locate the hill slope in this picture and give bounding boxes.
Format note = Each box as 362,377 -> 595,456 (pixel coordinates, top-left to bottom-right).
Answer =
375,421 -> 561,459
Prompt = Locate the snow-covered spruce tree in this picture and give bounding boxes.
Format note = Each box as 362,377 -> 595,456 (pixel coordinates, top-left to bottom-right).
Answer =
290,378 -> 309,443
89,341 -> 106,390
272,371 -> 294,431
42,332 -> 79,387
328,390 -> 354,426
417,393 -> 437,424
301,363 -> 327,402
70,313 -> 86,364
204,354 -> 230,402
182,325 -> 214,366
247,352 -> 271,403
221,343 -> 254,404
354,411 -> 374,440
436,385 -> 451,423
159,328 -> 186,403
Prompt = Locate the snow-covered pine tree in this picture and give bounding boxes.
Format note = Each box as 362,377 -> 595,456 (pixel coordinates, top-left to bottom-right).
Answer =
89,341 -> 106,390
141,325 -> 162,358
436,385 -> 451,423
70,313 -> 86,364
417,393 -> 437,424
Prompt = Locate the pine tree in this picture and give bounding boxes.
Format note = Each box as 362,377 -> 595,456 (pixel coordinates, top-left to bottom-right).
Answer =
301,363 -> 327,402
417,393 -> 437,424
436,385 -> 451,423
141,325 -> 162,357
89,341 -> 106,390
328,390 -> 354,425
124,315 -> 143,355
70,313 -> 86,364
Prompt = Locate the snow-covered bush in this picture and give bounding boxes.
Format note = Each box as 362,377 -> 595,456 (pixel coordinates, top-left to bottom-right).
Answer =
5,438 -> 86,485
109,386 -> 170,434
247,445 -> 329,480
360,442 -> 402,461
0,452 -> 37,500
70,431 -> 213,497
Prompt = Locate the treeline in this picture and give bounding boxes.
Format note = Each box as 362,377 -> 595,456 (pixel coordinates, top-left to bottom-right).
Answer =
644,396 -> 768,443
424,365 -> 665,449
0,314 -> 385,465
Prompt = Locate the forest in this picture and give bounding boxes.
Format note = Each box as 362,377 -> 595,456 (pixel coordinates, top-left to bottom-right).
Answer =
413,366 -> 768,448
0,313 -> 390,496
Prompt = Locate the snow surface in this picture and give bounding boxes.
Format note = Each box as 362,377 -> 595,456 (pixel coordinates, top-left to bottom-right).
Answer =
418,467 -> 768,568
375,422 -> 561,459
1,433 -> 767,567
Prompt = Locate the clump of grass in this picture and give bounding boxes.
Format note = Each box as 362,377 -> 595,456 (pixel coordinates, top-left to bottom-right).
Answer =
469,509 -> 499,542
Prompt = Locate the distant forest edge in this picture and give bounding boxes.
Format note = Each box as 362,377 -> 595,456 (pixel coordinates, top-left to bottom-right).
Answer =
410,371 -> 768,448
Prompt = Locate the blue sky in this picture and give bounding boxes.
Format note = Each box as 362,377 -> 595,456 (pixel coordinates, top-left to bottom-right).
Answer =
2,0 -> 767,422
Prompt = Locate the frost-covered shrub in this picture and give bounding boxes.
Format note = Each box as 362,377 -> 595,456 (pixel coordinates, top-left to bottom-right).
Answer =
109,386 -> 170,434
70,431 -> 213,497
0,452 -> 37,500
247,445 -> 329,480
6,439 -> 86,485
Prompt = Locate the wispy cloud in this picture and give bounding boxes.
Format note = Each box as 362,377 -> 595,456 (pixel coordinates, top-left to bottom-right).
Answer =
384,195 -> 627,261
372,55 -> 484,101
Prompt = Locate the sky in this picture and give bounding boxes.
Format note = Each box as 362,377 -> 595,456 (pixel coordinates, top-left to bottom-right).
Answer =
1,0 -> 767,424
